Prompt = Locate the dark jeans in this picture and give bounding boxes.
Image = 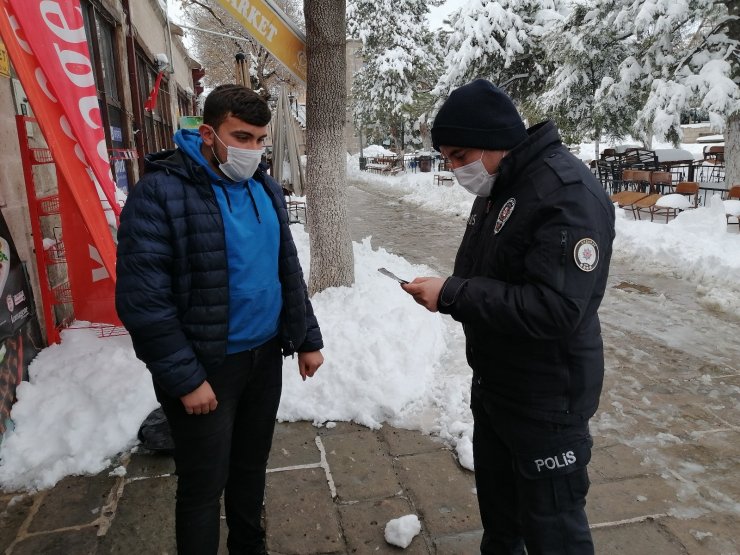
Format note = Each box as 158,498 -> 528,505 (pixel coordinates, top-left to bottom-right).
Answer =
158,337 -> 282,555
471,384 -> 594,555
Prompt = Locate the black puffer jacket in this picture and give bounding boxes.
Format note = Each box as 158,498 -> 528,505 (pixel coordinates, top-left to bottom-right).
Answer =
438,121 -> 615,424
115,149 -> 322,398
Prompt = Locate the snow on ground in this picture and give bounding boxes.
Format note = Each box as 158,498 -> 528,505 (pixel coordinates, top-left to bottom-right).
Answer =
348,153 -> 471,218
571,136 -> 723,164
384,514 -> 422,548
0,149 -> 738,492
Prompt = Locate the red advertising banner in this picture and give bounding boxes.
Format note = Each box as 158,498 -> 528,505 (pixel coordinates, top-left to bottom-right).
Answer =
0,0 -> 119,326
6,0 -> 121,221
58,167 -> 121,326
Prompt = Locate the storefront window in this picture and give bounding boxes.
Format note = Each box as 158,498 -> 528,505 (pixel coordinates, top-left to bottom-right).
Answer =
80,0 -> 132,192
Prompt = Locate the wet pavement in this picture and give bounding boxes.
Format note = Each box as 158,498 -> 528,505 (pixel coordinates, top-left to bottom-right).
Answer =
0,179 -> 738,554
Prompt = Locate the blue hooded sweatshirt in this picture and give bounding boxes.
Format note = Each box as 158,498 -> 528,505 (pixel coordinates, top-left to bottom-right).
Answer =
174,129 -> 282,353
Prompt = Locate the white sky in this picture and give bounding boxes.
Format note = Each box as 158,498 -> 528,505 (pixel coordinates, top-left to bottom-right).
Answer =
0,138 -> 737,499
427,0 -> 468,29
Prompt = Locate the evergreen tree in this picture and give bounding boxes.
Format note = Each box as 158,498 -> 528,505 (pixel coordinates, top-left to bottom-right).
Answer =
347,0 -> 441,151
433,0 -> 565,116
537,1 -> 637,158
591,0 -> 739,148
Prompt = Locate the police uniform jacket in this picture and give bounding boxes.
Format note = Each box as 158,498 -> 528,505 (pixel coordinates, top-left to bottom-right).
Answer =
438,121 -> 615,424
115,149 -> 323,399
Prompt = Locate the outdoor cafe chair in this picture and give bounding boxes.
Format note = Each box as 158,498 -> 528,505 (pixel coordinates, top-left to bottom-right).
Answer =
623,148 -> 659,170
703,145 -> 724,163
649,171 -> 673,194
650,182 -> 700,222
630,170 -> 652,193
674,181 -> 700,207
433,171 -> 455,186
610,190 -> 649,218
725,185 -> 740,227
596,159 -> 617,191
620,168 -> 636,191
633,194 -> 663,221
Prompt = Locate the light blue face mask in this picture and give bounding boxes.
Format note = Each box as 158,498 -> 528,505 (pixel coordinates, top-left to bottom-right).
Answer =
452,152 -> 498,197
211,128 -> 264,182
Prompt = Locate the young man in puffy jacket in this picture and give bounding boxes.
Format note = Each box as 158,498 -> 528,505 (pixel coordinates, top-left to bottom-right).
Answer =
403,79 -> 615,554
116,84 -> 323,555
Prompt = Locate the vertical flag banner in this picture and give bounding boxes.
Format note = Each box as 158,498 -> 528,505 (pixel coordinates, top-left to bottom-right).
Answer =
144,70 -> 164,112
0,0 -> 119,325
2,0 -> 121,222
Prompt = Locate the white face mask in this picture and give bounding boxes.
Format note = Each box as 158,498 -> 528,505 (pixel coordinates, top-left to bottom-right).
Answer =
452,151 -> 498,197
210,128 -> 263,182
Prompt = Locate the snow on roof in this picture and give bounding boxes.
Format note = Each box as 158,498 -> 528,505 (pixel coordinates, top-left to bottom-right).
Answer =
653,149 -> 696,162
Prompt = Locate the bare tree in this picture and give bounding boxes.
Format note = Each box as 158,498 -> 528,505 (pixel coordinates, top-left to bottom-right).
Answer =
179,0 -> 302,94
304,0 -> 354,293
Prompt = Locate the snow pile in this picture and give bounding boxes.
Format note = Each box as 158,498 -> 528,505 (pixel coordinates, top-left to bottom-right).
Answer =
0,226 -> 454,490
0,330 -> 157,491
362,144 -> 397,157
384,514 -> 421,548
279,227 -> 448,429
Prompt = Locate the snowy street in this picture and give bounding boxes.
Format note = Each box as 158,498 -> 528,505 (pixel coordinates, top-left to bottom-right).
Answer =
0,175 -> 737,552
344,176 -> 740,550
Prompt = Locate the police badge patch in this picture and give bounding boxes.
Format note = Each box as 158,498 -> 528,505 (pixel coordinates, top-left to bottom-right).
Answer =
494,198 -> 516,234
574,238 -> 599,272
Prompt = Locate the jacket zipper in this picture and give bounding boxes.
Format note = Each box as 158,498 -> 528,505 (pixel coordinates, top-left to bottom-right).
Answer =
558,230 -> 567,290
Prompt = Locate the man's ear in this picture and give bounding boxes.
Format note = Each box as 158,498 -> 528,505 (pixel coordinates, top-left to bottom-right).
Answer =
199,124 -> 215,147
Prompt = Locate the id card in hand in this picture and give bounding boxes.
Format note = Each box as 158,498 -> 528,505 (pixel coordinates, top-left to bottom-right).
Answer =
378,267 -> 409,284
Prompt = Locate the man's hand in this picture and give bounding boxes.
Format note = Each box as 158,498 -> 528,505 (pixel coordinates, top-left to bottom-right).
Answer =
298,350 -> 324,381
180,381 -> 218,415
401,277 -> 445,312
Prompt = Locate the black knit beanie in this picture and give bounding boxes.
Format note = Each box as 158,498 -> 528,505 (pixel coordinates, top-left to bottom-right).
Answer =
432,79 -> 527,151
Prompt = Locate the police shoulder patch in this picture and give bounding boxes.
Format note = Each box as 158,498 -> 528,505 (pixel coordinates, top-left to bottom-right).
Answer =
494,198 -> 516,234
573,238 -> 599,272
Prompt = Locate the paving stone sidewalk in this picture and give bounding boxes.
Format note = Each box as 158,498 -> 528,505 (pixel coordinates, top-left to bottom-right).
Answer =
1,417 -> 737,554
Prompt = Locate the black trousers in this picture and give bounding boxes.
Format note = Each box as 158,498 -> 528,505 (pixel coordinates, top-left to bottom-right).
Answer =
158,337 -> 282,555
471,383 -> 594,555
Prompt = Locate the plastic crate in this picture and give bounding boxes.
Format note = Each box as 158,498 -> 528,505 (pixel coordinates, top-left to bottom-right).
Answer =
51,281 -> 73,304
38,195 -> 60,216
44,241 -> 66,264
30,148 -> 53,164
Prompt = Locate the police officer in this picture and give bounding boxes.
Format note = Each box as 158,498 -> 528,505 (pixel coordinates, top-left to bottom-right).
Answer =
402,79 -> 615,554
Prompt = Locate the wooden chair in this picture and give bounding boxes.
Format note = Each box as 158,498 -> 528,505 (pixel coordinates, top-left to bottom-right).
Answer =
631,170 -> 652,192
703,145 -> 724,163
650,182 -> 699,222
284,193 -> 307,224
725,185 -> 740,227
633,194 -> 663,221
649,171 -> 673,194
620,169 -> 636,191
610,191 -> 649,218
433,171 -> 454,186
675,181 -> 700,207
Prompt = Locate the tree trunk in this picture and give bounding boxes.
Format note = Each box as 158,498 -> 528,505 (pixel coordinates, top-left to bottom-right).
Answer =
724,2 -> 739,190
304,0 -> 354,294
725,112 -> 740,190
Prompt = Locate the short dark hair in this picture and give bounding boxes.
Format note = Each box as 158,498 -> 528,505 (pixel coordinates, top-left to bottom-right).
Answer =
203,84 -> 271,129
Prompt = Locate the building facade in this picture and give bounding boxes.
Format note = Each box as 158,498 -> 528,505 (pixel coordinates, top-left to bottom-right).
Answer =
0,0 -> 202,343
